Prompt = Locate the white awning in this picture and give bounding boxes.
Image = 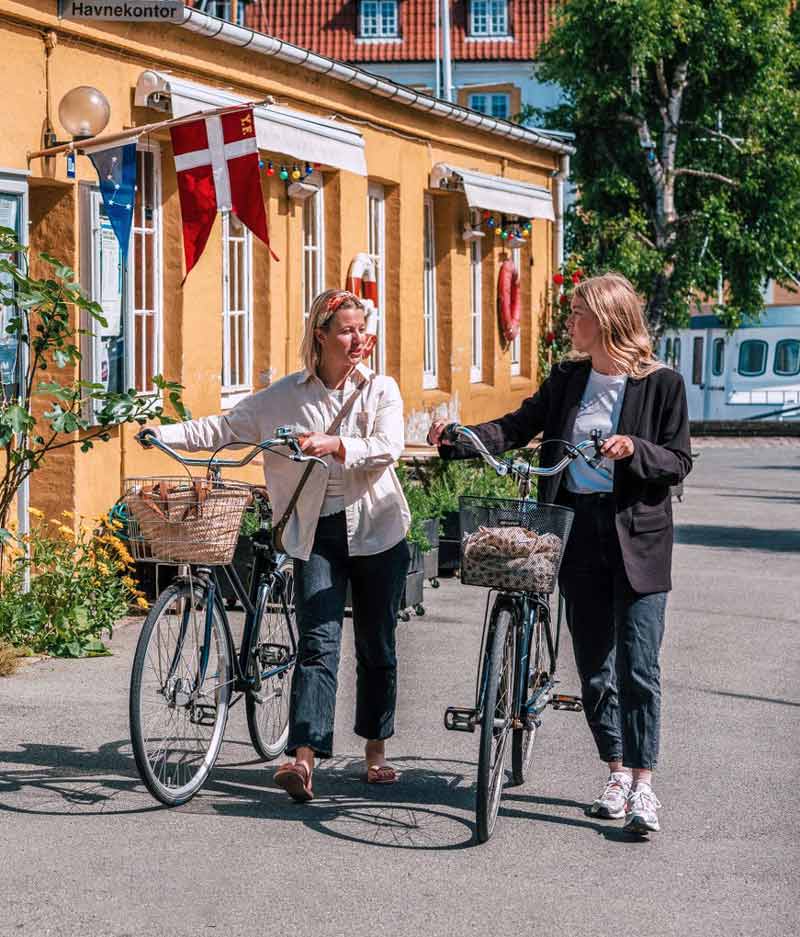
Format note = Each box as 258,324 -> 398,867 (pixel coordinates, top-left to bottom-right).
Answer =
135,70 -> 367,176
430,163 -> 555,221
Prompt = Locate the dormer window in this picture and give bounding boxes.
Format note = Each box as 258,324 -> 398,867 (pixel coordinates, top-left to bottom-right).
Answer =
470,0 -> 509,38
194,0 -> 247,27
360,1 -> 400,39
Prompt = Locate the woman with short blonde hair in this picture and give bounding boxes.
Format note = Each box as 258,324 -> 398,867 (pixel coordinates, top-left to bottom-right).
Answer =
429,271 -> 691,836
152,287 -> 411,802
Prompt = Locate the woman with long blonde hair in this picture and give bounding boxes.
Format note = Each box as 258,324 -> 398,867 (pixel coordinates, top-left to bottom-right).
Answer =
150,288 -> 411,802
429,272 -> 691,836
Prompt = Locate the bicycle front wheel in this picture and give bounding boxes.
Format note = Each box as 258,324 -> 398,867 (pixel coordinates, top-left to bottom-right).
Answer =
130,579 -> 232,806
246,557 -> 296,760
476,607 -> 515,843
511,606 -> 548,785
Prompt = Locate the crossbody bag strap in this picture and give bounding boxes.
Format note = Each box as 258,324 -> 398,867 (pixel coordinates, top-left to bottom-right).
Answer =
273,376 -> 368,539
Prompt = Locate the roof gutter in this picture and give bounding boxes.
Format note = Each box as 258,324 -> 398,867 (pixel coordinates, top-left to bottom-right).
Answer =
176,9 -> 575,157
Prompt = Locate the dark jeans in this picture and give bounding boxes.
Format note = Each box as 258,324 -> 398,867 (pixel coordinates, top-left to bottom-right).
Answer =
558,492 -> 667,770
286,512 -> 411,759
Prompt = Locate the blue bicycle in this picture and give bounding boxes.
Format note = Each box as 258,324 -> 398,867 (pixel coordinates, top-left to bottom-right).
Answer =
442,425 -> 608,841
126,429 -> 324,806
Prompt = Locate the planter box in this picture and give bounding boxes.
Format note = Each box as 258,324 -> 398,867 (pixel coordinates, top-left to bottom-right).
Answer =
345,536 -> 426,619
438,509 -> 461,574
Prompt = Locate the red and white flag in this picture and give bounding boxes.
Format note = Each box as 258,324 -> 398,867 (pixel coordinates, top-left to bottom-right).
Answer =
170,106 -> 278,277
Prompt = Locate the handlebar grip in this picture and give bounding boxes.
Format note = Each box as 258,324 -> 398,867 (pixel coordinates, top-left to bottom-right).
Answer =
441,422 -> 460,445
136,428 -> 157,448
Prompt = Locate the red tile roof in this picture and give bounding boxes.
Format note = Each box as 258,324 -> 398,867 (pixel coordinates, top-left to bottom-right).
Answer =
186,1 -> 557,63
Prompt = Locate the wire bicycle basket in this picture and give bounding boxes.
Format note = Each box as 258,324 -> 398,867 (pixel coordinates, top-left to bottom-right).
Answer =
459,496 -> 574,594
123,476 -> 254,565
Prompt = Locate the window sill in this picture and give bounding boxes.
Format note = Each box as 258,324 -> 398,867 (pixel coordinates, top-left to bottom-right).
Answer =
464,35 -> 513,43
423,374 -> 439,390
355,36 -> 403,44
221,389 -> 251,410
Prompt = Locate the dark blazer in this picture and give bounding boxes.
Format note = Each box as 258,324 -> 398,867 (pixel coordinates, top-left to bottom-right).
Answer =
442,359 -> 692,593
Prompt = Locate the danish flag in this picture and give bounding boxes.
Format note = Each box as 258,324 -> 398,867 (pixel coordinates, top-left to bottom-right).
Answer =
170,106 -> 278,277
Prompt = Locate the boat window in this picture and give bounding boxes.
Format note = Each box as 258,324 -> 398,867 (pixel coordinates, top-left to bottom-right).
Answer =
738,340 -> 768,377
774,339 -> 800,377
711,338 -> 725,376
692,336 -> 703,385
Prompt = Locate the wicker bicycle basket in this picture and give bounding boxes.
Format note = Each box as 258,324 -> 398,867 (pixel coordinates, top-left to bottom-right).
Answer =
123,476 -> 254,565
459,496 -> 575,594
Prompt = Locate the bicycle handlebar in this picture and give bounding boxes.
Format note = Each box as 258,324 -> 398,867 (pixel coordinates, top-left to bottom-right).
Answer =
135,427 -> 328,472
442,424 -> 610,481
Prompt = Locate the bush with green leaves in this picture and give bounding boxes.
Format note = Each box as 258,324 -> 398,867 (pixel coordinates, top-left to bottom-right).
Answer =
0,509 -> 148,658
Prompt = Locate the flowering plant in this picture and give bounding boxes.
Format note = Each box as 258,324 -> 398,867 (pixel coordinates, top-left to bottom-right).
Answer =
0,509 -> 148,658
538,258 -> 588,378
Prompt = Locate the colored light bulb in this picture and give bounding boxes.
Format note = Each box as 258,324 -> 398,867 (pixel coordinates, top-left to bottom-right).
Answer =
279,166 -> 289,180
266,161 -> 275,176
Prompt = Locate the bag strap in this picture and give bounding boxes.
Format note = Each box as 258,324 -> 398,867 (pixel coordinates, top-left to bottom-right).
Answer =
273,376 -> 367,537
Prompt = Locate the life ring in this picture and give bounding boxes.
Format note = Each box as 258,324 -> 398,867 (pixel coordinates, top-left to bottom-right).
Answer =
498,259 -> 521,343
346,252 -> 379,311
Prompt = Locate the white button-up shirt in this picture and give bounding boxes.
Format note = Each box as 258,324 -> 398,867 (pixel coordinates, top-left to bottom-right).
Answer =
155,362 -> 410,560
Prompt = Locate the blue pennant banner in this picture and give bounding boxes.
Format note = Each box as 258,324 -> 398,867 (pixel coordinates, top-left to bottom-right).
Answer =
88,142 -> 137,258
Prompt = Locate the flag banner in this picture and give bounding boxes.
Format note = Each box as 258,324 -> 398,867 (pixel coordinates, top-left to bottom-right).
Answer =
87,142 -> 137,258
170,105 -> 278,278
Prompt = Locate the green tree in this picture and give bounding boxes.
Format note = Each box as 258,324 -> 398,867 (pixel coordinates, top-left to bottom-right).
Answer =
0,227 -> 187,540
532,0 -> 800,333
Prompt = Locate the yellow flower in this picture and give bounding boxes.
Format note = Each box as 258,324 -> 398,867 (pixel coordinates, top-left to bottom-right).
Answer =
28,508 -> 44,519
58,526 -> 75,538
135,596 -> 149,610
97,562 -> 110,576
121,575 -> 136,588
61,511 -> 75,520
110,520 -> 124,531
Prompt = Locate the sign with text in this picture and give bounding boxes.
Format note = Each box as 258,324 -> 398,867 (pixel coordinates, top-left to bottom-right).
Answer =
59,1 -> 183,21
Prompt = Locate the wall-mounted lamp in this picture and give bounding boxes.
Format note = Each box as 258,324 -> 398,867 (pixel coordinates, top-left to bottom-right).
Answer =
44,86 -> 111,147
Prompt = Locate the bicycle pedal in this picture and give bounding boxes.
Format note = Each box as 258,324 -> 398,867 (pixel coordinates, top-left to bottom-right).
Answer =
191,703 -> 218,726
444,707 -> 478,733
550,694 -> 583,712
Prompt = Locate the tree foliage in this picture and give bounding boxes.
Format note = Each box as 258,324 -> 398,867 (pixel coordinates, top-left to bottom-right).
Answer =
0,227 -> 188,536
532,0 -> 800,332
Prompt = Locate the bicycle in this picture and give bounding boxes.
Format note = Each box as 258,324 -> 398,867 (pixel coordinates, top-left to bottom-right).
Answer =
124,427 -> 326,807
442,425 -> 608,842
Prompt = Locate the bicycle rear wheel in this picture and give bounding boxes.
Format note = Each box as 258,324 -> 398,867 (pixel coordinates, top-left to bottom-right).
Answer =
130,579 -> 232,806
511,606 -> 548,785
246,557 -> 296,759
476,607 -> 515,843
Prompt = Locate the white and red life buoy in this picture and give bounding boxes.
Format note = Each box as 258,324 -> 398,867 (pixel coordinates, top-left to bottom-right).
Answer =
346,252 -> 379,311
498,259 -> 521,343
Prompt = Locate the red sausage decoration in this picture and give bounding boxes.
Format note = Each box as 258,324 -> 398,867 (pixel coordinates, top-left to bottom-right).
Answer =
498,258 -> 521,343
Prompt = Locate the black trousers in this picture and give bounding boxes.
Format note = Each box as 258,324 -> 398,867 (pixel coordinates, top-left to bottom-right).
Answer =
286,512 -> 411,759
558,492 -> 667,770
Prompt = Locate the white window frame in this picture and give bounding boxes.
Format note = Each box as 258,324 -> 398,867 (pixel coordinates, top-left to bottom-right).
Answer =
470,0 -> 509,37
221,211 -> 253,407
359,0 -> 399,38
302,181 -> 325,327
367,182 -> 387,374
510,245 -> 521,375
81,185 -> 126,418
128,141 -> 163,396
470,238 -> 483,383
0,171 -> 29,392
422,195 -> 437,389
195,0 -> 246,26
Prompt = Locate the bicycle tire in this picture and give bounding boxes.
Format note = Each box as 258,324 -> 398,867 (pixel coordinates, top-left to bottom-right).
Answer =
476,607 -> 515,843
130,579 -> 232,806
246,557 -> 296,760
511,607 -> 547,785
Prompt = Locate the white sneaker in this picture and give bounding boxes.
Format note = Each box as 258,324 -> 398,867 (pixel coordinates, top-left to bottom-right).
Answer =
624,784 -> 662,833
586,771 -> 632,819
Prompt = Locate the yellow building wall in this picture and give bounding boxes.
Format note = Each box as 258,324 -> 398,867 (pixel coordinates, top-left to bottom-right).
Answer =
0,0 -> 560,522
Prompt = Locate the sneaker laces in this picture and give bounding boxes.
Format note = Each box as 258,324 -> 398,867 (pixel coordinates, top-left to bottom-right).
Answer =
628,786 -> 661,814
601,772 -> 631,800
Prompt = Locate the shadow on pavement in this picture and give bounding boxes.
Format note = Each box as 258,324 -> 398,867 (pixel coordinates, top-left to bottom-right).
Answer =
674,524 -> 800,552
670,686 -> 800,708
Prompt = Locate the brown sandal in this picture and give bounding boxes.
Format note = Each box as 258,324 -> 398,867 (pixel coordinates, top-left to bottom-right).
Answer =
366,764 -> 397,785
274,762 -> 314,802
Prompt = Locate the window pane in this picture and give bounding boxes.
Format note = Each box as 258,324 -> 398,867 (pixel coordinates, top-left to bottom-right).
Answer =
472,0 -> 488,34
738,340 -> 767,377
692,336 -> 703,385
673,338 -> 681,369
470,95 -> 488,113
491,95 -> 509,118
380,1 -> 397,35
361,1 -> 378,35
712,338 -> 725,376
490,0 -> 508,34
775,339 -> 800,377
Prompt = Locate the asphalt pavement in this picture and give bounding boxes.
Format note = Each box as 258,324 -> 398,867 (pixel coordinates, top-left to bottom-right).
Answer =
1,441 -> 798,937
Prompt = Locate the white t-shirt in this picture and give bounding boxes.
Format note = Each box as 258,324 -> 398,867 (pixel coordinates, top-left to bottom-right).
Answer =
320,386 -> 346,517
565,368 -> 628,493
